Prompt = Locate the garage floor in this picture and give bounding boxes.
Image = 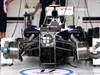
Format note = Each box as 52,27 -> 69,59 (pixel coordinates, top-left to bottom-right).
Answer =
0,56 -> 100,75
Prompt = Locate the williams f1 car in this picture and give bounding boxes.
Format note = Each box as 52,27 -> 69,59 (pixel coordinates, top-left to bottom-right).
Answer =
1,5 -> 100,66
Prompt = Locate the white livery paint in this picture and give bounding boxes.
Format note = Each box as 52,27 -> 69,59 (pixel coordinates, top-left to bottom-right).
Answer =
46,7 -> 73,16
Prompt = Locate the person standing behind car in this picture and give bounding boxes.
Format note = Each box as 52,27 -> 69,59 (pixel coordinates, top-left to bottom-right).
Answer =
0,0 -> 13,40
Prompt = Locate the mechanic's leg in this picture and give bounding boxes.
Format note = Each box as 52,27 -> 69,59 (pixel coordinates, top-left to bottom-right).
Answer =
0,13 -> 7,39
56,0 -> 66,6
60,0 -> 66,6
39,11 -> 45,27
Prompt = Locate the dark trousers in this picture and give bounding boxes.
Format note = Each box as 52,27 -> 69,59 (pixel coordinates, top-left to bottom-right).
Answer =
0,12 -> 7,32
39,11 -> 45,27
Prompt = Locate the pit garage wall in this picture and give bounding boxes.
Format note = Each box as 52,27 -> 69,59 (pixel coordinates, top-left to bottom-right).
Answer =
74,0 -> 100,31
6,0 -> 100,38
6,0 -> 25,38
6,0 -> 40,39
66,0 -> 100,31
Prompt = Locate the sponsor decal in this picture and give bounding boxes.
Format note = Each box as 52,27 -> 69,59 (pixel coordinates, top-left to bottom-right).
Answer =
19,68 -> 74,75
46,7 -> 73,16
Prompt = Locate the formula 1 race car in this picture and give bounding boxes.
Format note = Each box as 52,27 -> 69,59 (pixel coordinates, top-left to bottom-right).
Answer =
1,5 -> 100,66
